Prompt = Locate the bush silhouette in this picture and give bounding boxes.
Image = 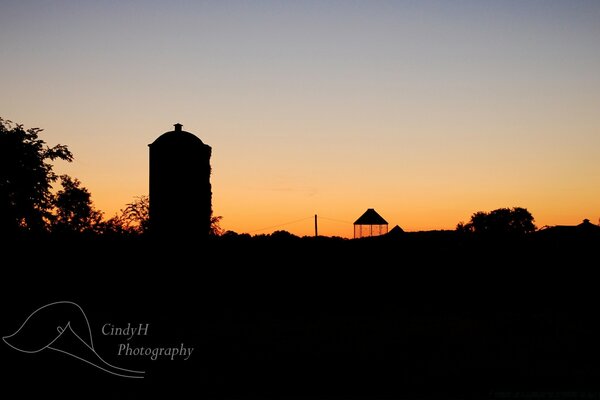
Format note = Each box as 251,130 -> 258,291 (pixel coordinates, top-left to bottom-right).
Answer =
457,207 -> 536,236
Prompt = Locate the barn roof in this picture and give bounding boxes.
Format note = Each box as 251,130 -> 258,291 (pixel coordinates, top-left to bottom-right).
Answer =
354,208 -> 388,225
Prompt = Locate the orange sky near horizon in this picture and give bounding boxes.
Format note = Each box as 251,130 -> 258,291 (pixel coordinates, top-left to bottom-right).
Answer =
2,1 -> 599,237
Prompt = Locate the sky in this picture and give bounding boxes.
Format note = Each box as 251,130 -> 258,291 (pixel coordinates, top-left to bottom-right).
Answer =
1,0 -> 599,237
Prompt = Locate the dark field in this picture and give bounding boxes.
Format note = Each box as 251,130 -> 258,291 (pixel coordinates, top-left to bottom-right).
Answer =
2,232 -> 600,399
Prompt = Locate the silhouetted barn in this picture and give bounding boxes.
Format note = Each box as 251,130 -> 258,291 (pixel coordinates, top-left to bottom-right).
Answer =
536,219 -> 600,239
354,208 -> 388,238
149,123 -> 212,238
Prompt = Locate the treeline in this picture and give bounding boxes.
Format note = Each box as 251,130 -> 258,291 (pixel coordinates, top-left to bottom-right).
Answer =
2,118 -> 595,241
0,118 -> 151,237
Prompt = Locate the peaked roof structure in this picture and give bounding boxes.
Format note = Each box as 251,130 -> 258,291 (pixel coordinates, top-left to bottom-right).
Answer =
388,225 -> 404,235
354,208 -> 388,225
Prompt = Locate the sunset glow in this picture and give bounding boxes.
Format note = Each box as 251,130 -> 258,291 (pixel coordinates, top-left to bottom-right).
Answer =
2,1 -> 599,237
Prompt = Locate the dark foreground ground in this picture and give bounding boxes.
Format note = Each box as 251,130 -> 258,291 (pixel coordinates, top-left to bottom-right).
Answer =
2,231 -> 600,399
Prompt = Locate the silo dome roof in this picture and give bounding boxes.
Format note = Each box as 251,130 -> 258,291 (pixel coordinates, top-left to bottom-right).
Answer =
150,123 -> 205,146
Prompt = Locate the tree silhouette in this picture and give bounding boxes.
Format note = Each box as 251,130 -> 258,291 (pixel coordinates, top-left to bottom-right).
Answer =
0,118 -> 73,235
458,207 -> 536,235
96,194 -> 222,237
52,175 -> 102,234
102,195 -> 220,237
210,215 -> 224,236
98,195 -> 150,236
122,195 -> 150,234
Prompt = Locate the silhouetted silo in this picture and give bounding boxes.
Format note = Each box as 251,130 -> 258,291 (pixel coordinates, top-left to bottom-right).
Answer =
149,123 -> 212,238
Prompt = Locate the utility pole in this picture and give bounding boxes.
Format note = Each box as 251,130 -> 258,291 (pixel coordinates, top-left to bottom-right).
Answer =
314,214 -> 318,237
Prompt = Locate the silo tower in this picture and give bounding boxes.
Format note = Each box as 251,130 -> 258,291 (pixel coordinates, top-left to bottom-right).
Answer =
148,123 -> 212,238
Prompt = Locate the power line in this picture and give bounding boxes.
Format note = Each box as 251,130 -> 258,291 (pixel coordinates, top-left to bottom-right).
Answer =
247,216 -> 314,233
247,214 -> 353,234
318,216 -> 353,225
